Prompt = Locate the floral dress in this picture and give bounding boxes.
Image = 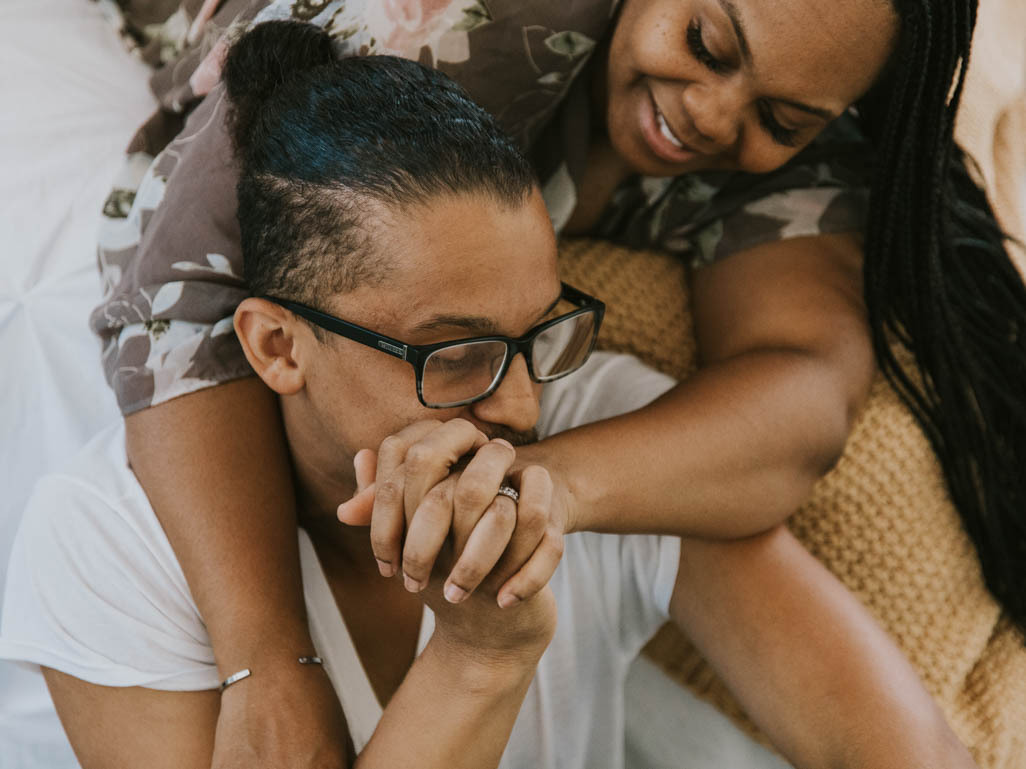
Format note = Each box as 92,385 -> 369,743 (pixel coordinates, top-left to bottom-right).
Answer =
90,0 -> 872,414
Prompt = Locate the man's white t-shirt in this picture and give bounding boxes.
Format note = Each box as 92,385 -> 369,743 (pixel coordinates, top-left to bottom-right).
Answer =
0,353 -> 680,769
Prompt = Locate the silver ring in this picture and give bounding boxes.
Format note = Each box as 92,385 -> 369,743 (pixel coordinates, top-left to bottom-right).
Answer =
496,485 -> 519,505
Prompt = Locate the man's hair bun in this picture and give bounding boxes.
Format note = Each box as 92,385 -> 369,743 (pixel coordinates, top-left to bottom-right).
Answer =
222,20 -> 335,156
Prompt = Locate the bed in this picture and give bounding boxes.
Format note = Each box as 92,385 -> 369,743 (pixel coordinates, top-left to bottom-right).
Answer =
0,1 -> 155,764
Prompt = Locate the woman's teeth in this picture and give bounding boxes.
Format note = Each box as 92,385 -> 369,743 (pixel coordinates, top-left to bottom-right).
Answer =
655,107 -> 684,149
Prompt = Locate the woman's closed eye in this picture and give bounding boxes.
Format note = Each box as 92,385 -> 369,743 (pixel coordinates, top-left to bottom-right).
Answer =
686,20 -> 728,74
686,19 -> 801,148
756,102 -> 800,147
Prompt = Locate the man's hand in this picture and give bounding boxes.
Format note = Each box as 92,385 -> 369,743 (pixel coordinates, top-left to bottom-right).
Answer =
211,658 -> 351,769
337,419 -> 566,609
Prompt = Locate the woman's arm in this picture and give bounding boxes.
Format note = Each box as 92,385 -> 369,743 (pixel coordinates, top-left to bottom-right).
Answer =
523,232 -> 876,537
357,232 -> 876,545
670,528 -> 976,769
125,376 -> 347,768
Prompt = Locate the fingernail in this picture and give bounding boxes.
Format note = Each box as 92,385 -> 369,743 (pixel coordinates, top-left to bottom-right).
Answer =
403,574 -> 423,593
497,593 -> 521,609
376,559 -> 395,578
493,438 -> 514,450
444,583 -> 468,604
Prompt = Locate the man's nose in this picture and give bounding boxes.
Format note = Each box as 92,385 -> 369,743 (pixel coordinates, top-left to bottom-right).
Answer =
469,353 -> 540,433
681,81 -> 744,150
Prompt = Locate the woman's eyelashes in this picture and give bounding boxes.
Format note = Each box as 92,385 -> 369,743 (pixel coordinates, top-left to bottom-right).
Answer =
686,19 -> 801,148
756,102 -> 800,147
686,20 -> 727,73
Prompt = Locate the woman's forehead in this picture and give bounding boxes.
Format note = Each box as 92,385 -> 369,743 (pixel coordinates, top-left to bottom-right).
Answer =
728,0 -> 898,104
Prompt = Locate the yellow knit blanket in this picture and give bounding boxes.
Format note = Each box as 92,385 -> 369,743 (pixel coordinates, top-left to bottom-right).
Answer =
556,238 -> 1026,769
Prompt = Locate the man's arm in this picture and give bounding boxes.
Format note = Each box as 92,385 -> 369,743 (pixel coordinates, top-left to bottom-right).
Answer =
41,583 -> 554,769
669,528 -> 976,769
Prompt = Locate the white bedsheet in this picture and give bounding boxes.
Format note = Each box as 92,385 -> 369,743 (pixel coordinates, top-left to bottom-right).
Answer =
0,1 -> 155,764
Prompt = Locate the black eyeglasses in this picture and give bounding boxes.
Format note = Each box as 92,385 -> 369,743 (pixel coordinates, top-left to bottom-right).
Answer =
264,282 -> 605,408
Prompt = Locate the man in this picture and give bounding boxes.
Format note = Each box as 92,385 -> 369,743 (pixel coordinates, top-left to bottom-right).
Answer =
0,26 -> 973,769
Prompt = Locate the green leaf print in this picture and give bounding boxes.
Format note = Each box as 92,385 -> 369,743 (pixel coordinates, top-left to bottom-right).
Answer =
544,30 -> 595,60
454,1 -> 492,32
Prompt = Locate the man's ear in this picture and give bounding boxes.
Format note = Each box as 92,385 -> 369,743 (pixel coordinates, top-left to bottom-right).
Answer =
234,297 -> 306,395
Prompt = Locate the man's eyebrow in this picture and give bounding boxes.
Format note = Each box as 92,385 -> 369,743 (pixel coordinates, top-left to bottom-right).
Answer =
410,291 -> 563,337
411,315 -> 499,335
716,0 -> 836,123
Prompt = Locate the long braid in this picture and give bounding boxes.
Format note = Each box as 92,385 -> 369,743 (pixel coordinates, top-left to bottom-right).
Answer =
862,0 -> 1026,638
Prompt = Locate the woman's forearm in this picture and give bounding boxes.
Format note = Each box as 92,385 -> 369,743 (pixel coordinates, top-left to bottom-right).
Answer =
125,377 -> 312,672
527,346 -> 857,538
527,234 -> 875,540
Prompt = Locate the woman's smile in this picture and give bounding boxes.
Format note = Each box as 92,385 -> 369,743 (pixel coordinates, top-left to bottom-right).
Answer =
641,86 -> 704,165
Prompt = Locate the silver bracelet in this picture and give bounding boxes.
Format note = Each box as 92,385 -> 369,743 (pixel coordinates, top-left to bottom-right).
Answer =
219,656 -> 324,693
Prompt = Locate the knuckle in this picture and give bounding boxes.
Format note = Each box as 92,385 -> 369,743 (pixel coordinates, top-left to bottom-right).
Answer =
492,499 -> 517,530
402,550 -> 429,575
453,480 -> 490,511
516,507 -> 547,540
451,561 -> 486,588
423,483 -> 450,507
378,435 -> 405,458
449,417 -> 476,435
488,438 -> 517,457
403,444 -> 435,474
369,530 -> 396,556
544,527 -> 565,559
522,463 -> 549,482
515,573 -> 545,597
375,480 -> 402,505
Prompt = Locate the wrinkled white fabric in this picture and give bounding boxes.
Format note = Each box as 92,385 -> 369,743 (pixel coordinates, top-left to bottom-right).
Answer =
2,353 -> 682,769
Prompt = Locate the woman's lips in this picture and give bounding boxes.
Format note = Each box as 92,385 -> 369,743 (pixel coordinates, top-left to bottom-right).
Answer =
641,89 -> 700,164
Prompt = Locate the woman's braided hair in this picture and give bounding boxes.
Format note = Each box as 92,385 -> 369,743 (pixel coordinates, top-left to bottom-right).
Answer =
860,0 -> 1026,636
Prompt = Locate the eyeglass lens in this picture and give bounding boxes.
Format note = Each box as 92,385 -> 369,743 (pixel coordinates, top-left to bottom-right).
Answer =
420,311 -> 597,406
530,311 -> 596,380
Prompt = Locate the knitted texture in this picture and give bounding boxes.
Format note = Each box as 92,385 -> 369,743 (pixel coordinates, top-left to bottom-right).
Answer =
556,238 -> 1026,769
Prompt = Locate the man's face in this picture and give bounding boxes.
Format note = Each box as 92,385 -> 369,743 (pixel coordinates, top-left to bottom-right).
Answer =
287,188 -> 561,486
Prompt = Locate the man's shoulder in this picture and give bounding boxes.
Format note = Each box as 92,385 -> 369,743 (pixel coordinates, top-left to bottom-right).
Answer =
32,421 -> 136,507
15,421 -> 159,571
538,352 -> 676,438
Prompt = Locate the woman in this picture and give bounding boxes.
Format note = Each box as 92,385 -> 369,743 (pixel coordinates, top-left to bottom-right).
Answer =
89,0 -> 1025,766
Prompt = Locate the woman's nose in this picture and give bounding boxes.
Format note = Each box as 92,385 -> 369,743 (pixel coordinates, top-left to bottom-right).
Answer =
469,353 -> 540,434
681,81 -> 744,150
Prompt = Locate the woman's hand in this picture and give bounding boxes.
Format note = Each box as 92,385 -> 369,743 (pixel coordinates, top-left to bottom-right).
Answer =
337,418 -> 567,609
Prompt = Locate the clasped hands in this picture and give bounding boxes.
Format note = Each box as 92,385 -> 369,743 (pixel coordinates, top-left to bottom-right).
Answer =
337,418 -> 569,611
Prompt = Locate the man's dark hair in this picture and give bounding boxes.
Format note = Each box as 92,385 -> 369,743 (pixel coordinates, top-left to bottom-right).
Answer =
222,20 -> 536,308
858,0 -> 1026,636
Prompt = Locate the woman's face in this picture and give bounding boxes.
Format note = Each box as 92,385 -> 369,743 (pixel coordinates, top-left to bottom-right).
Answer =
601,0 -> 898,176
